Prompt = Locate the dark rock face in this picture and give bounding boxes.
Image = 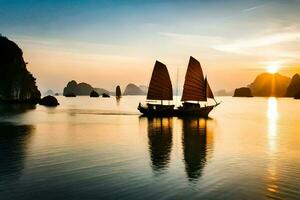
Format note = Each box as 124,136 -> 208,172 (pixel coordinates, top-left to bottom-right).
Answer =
39,95 -> 59,107
123,83 -> 144,95
65,93 -> 76,97
63,80 -> 109,96
102,93 -> 110,98
116,85 -> 121,98
90,90 -> 99,97
295,92 -> 300,99
233,87 -> 253,97
249,73 -> 290,97
0,36 -> 41,103
286,74 -> 300,97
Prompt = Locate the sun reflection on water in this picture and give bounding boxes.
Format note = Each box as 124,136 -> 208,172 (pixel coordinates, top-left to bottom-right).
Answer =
266,97 -> 279,196
267,97 -> 278,153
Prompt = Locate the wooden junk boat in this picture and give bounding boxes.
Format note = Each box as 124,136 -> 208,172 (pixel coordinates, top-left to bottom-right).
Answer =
138,56 -> 220,117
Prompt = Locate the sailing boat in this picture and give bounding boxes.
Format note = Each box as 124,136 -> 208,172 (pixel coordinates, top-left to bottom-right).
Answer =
138,56 -> 219,117
177,56 -> 219,117
138,61 -> 175,116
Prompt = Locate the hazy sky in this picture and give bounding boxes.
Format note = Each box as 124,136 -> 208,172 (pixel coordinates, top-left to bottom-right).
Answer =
1,0 -> 300,93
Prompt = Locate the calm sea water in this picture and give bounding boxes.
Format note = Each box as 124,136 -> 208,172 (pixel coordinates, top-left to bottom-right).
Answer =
0,96 -> 299,200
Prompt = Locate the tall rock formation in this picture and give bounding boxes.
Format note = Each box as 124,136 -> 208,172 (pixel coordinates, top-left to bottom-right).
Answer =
123,83 -> 144,95
286,74 -> 300,97
116,85 -> 121,98
249,73 -> 290,97
0,36 -> 41,103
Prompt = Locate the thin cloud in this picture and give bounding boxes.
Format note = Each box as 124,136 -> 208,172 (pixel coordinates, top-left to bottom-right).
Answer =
158,32 -> 224,45
213,32 -> 300,55
242,4 -> 265,13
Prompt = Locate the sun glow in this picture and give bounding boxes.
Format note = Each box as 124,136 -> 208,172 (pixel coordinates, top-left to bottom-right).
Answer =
267,65 -> 279,74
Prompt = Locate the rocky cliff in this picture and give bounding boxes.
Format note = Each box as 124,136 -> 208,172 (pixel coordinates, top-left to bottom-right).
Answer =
249,73 -> 290,97
63,80 -> 109,96
0,36 -> 41,103
286,74 -> 300,97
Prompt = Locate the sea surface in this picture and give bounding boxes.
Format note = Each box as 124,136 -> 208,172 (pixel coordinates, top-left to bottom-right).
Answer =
0,96 -> 299,200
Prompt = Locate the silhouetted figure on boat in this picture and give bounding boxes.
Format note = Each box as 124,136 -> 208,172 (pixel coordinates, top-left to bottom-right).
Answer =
147,118 -> 173,174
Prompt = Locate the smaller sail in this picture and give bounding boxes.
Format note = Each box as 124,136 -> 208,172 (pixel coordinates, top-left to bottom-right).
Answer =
206,78 -> 214,99
147,61 -> 173,100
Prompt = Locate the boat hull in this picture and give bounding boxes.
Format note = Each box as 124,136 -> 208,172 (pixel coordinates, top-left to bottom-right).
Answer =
138,103 -> 219,118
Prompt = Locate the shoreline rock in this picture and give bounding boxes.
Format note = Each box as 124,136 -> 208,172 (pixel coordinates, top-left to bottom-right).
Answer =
90,90 -> 99,97
39,95 -> 59,107
233,87 -> 253,97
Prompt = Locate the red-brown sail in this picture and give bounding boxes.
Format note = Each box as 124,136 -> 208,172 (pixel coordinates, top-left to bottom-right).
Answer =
206,78 -> 214,99
146,61 -> 173,100
181,56 -> 206,101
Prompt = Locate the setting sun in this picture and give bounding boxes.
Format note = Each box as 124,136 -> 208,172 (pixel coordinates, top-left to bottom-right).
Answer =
267,66 -> 279,74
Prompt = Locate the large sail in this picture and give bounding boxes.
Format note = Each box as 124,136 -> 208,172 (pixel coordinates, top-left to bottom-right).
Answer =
181,56 -> 206,101
147,61 -> 173,100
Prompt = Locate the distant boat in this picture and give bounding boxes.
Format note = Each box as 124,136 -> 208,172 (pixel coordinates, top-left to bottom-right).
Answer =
138,57 -> 219,117
138,61 -> 174,116
116,85 -> 121,98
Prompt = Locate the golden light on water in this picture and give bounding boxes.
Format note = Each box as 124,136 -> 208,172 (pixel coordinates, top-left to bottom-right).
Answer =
266,97 -> 279,195
267,97 -> 278,153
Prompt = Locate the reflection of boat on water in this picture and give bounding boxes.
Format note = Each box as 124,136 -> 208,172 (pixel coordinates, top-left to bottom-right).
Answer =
181,118 -> 212,181
147,117 -> 173,173
138,56 -> 219,118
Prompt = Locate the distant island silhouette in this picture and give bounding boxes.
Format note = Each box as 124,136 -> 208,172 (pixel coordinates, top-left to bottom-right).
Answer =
234,72 -> 300,98
0,36 -> 41,103
63,80 -> 109,97
44,89 -> 54,96
286,74 -> 300,97
123,83 -> 147,95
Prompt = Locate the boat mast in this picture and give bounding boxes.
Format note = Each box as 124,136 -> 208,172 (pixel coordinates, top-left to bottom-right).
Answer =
176,66 -> 179,107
